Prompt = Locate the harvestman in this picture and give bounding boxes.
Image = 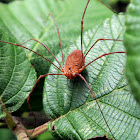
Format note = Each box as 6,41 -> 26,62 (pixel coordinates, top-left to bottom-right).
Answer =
0,0 -> 125,139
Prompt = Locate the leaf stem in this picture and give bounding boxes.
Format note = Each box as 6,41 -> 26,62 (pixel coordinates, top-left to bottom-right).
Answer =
0,98 -> 29,140
27,121 -> 52,138
0,97 -> 16,130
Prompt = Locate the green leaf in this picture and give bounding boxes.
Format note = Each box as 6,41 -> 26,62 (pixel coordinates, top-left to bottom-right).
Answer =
0,0 -> 113,76
0,29 -> 36,117
43,15 -> 140,140
124,0 -> 140,104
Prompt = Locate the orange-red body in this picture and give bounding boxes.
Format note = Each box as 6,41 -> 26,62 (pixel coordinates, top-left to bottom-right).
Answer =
62,49 -> 85,79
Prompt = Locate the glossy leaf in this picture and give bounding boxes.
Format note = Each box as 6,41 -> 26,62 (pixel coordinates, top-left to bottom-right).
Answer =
124,0 -> 140,104
43,15 -> 140,140
0,29 -> 36,117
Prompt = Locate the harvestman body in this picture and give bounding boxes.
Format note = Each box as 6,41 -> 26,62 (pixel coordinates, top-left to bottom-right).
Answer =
0,0 -> 125,139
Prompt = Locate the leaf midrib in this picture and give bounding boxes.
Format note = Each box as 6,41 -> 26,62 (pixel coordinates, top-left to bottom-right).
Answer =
1,45 -> 16,98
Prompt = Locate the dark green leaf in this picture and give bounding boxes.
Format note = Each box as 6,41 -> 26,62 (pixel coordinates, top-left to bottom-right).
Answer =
124,0 -> 140,104
0,29 -> 36,117
43,15 -> 140,140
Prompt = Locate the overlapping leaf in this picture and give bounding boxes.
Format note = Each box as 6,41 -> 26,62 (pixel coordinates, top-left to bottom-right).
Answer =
0,30 -> 36,117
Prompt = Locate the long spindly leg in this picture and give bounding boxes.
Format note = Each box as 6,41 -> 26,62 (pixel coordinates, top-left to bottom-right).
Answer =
49,12 -> 64,66
78,73 -> 115,140
27,73 -> 64,102
98,0 -> 118,14
0,41 -> 61,71
21,38 -> 62,69
81,0 -> 118,54
84,38 -> 123,58
27,73 -> 64,132
84,51 -> 125,69
21,12 -> 64,66
81,0 -> 90,53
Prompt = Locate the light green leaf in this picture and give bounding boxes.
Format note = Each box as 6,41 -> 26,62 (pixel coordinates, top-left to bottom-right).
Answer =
0,0 -> 113,76
124,0 -> 140,104
0,29 -> 36,117
43,15 -> 140,140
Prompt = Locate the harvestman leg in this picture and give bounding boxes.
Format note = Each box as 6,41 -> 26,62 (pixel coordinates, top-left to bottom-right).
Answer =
79,38 -> 125,139
0,40 -> 64,132
78,51 -> 125,140
84,38 -> 123,58
80,0 -> 125,139
81,0 -> 90,53
11,12 -> 65,116
26,12 -> 65,129
26,73 -> 63,134
49,12 -> 64,65
27,73 -> 63,102
10,12 -> 66,102
81,0 -> 118,54
0,40 -> 64,100
16,12 -> 66,101
22,38 -> 62,69
22,12 -> 64,68
22,12 -> 66,101
78,74 -> 115,139
0,41 -> 61,71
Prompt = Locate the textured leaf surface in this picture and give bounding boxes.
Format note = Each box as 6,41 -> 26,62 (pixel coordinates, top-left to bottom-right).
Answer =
0,30 -> 36,117
43,15 -> 140,140
124,0 -> 140,104
0,0 -> 113,76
